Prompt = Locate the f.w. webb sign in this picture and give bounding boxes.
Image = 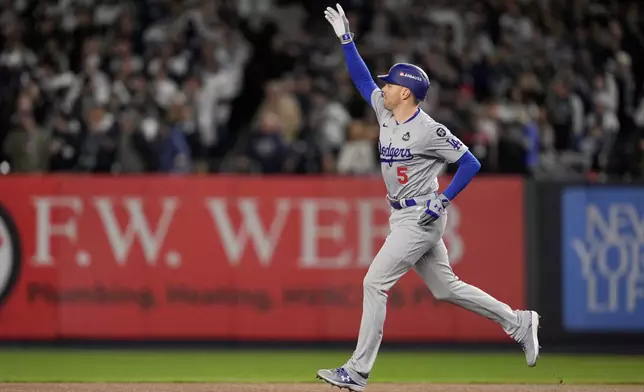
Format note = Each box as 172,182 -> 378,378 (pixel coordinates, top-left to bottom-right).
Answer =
0,176 -> 524,341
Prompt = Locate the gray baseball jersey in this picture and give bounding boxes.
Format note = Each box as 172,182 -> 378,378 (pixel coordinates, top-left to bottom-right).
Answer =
371,88 -> 468,200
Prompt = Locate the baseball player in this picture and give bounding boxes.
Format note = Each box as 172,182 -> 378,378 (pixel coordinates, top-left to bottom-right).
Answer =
316,4 -> 540,391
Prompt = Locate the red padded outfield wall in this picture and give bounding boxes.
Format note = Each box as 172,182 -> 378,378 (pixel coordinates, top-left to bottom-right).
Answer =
0,176 -> 524,342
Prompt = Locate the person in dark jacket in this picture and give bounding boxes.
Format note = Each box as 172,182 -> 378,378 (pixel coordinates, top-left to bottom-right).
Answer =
157,122 -> 192,174
76,105 -> 119,173
158,103 -> 193,173
239,110 -> 290,174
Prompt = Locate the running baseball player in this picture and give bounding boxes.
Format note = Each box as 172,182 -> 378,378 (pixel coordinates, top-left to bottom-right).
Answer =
316,4 -> 540,391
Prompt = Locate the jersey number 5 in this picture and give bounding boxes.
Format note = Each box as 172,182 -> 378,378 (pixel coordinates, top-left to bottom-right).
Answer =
397,167 -> 409,184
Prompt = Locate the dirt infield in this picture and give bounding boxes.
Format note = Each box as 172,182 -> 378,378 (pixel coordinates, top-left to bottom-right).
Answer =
0,384 -> 642,392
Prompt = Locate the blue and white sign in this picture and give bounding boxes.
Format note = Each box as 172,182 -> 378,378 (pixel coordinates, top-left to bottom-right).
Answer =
562,187 -> 644,331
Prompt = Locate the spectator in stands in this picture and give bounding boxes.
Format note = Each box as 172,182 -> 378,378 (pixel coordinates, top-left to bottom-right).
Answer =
521,110 -> 540,176
76,104 -> 119,173
308,84 -> 351,158
47,112 -> 78,172
238,110 -> 290,174
157,101 -> 192,174
115,109 -> 146,173
337,120 -> 378,175
256,80 -> 303,146
3,111 -> 50,173
545,80 -> 583,152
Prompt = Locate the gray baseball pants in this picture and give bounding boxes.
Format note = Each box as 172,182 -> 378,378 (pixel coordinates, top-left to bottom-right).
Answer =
345,206 -> 520,377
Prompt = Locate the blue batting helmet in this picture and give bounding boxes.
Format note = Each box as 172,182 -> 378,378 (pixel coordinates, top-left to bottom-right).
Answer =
377,63 -> 430,101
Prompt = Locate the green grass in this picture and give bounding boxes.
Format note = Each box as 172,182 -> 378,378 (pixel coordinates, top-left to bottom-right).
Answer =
0,349 -> 642,384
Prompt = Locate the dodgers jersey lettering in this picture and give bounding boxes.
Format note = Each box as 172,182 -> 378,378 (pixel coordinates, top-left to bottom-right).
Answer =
371,89 -> 468,200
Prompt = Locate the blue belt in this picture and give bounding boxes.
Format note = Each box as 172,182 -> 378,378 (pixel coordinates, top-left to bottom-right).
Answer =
389,198 -> 418,210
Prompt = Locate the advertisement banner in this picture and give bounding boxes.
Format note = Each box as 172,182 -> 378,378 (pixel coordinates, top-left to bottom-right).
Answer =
562,187 -> 644,331
0,176 -> 524,341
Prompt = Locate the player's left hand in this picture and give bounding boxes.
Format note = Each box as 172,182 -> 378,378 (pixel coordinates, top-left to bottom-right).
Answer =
417,192 -> 450,227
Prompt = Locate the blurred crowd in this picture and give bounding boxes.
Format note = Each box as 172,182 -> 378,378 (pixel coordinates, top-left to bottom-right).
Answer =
1,0 -> 644,180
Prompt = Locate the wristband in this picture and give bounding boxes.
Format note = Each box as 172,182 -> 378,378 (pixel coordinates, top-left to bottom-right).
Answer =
340,33 -> 354,44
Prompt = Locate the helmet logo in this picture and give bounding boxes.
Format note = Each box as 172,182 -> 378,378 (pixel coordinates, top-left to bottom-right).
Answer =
399,72 -> 424,82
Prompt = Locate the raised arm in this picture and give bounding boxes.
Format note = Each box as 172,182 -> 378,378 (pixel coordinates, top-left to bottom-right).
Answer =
325,4 -> 378,103
342,42 -> 378,103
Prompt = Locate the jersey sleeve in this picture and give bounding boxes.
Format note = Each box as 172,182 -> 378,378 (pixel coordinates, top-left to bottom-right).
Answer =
423,124 -> 469,163
342,41 -> 379,103
370,88 -> 389,123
